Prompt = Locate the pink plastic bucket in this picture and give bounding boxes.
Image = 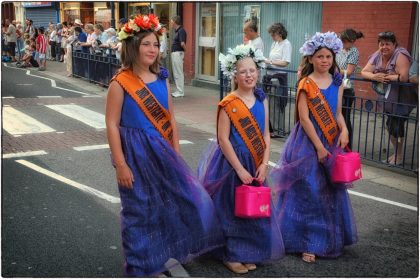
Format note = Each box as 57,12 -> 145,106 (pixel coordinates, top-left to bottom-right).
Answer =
234,185 -> 271,218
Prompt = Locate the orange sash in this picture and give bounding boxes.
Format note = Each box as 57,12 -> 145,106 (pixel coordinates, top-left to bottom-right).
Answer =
112,70 -> 173,146
296,77 -> 338,146
217,94 -> 266,167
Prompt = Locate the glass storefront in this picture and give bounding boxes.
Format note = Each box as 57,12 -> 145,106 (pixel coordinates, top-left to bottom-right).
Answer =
61,2 -> 117,28
127,2 -> 150,17
196,3 -> 219,81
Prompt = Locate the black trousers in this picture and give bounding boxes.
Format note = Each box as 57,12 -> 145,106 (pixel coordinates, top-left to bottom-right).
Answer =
263,73 -> 288,134
342,88 -> 355,149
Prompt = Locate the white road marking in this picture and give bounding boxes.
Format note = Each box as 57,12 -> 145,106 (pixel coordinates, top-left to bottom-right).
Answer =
2,63 -> 90,95
25,70 -> 90,95
16,159 -> 120,204
37,96 -> 62,98
348,190 -> 417,211
3,107 -> 56,135
2,96 -> 15,99
16,83 -> 33,86
73,144 -> 109,151
45,104 -> 105,129
179,140 -> 193,144
82,95 -> 102,98
3,150 -> 48,158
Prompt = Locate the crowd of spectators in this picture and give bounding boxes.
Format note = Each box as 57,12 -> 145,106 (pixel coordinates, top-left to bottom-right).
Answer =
1,17 -> 126,75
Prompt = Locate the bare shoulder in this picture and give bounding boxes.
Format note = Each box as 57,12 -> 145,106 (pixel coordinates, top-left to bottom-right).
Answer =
108,80 -> 124,95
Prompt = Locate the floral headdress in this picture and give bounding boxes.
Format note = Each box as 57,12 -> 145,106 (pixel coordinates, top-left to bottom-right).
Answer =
118,14 -> 165,41
299,31 -> 343,56
219,44 -> 265,79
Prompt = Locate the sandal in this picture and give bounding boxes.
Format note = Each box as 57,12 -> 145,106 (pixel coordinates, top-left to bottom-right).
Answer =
302,252 -> 316,263
244,263 -> 257,270
224,262 -> 248,274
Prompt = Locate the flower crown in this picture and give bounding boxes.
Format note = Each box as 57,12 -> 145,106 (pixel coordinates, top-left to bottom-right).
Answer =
118,14 -> 165,41
219,44 -> 265,79
299,31 -> 343,56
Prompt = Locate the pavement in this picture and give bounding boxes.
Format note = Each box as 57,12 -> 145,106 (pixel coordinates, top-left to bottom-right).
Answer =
25,60 -> 419,196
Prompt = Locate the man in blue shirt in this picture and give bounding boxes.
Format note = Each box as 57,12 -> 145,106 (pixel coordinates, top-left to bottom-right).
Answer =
74,26 -> 88,53
170,15 -> 187,98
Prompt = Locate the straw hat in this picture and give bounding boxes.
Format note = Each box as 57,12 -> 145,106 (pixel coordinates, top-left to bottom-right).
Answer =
74,19 -> 83,26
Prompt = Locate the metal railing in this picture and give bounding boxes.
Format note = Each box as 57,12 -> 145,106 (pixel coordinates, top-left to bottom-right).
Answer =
71,47 -> 120,87
220,67 -> 419,172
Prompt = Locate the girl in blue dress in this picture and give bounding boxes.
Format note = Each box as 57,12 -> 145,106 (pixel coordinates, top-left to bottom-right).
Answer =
105,15 -> 223,277
198,45 -> 284,274
271,32 -> 358,263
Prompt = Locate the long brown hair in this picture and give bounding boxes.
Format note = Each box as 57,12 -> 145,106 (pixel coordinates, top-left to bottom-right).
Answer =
120,30 -> 161,75
299,47 -> 339,80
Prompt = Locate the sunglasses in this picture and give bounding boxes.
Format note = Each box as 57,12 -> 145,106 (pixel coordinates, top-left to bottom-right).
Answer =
378,31 -> 395,38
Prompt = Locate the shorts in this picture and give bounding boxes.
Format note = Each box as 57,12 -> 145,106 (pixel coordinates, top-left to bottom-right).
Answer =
7,42 -> 16,56
386,115 -> 407,138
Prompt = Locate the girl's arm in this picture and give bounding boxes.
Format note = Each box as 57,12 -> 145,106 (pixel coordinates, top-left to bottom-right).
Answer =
297,91 -> 330,162
335,85 -> 349,148
218,109 -> 253,184
105,80 -> 134,188
255,98 -> 270,183
166,80 -> 180,153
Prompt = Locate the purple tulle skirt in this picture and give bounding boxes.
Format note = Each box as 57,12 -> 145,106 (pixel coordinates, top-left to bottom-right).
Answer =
270,122 -> 358,258
197,141 -> 285,263
117,127 -> 224,276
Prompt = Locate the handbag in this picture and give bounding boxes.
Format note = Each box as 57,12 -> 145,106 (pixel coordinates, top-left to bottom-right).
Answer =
234,180 -> 271,218
342,71 -> 352,89
331,146 -> 362,183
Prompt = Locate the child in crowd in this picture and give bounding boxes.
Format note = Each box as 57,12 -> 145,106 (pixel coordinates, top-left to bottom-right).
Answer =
105,14 -> 223,277
270,32 -> 358,263
19,38 -> 38,68
197,44 -> 284,274
36,27 -> 48,70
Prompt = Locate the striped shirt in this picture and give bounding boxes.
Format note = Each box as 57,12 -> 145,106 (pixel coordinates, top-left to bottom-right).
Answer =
37,35 -> 48,54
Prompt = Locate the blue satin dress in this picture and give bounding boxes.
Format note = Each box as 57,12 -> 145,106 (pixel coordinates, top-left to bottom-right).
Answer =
271,81 -> 358,258
116,76 -> 223,276
197,93 -> 285,263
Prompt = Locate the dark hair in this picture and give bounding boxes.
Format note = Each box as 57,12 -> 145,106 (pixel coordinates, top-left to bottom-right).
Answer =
299,47 -> 339,79
378,31 -> 397,44
74,26 -> 83,33
171,15 -> 181,25
62,21 -> 68,27
120,30 -> 161,74
119,18 -> 128,24
39,26 -> 45,34
268,22 -> 288,39
340,28 -> 364,42
244,19 -> 258,33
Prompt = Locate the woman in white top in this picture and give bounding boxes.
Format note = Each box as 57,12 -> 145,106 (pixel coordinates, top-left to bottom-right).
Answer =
263,22 -> 292,138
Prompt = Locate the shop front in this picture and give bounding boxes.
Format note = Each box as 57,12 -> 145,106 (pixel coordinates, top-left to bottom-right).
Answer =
23,2 -> 58,28
60,2 -> 118,28
195,2 -> 219,82
193,2 -> 322,86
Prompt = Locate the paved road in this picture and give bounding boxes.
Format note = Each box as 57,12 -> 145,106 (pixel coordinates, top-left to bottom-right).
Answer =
2,64 -> 418,277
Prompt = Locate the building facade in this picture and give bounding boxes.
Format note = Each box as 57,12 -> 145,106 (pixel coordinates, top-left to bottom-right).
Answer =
2,1 -> 418,90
